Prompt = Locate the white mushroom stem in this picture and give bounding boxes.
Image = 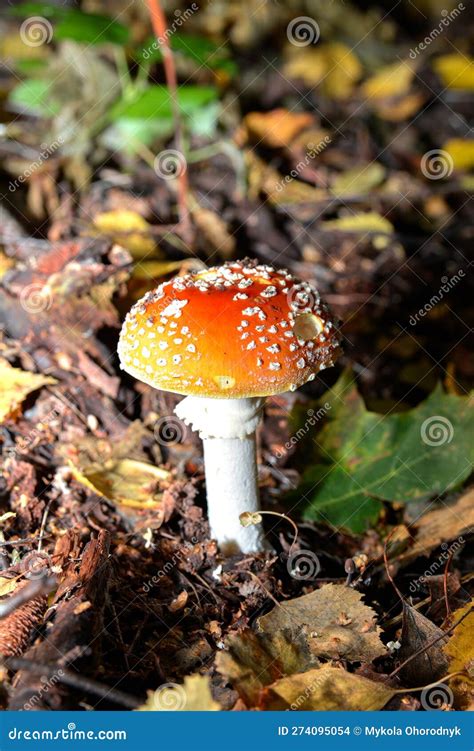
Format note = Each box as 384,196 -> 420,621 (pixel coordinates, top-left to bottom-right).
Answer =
174,396 -> 266,554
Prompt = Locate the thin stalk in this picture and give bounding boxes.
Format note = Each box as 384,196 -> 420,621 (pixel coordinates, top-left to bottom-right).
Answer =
146,0 -> 192,246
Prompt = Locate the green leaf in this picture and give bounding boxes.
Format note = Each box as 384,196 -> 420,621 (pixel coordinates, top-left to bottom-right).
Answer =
101,117 -> 174,154
10,4 -> 129,46
292,374 -> 473,533
111,84 -> 217,121
8,78 -> 57,116
136,33 -> 235,75
54,11 -> 129,46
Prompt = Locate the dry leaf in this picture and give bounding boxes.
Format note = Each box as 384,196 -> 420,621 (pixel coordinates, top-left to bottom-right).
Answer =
190,205 -> 236,259
0,359 -> 56,422
321,211 -> 394,235
93,210 -> 158,258
0,577 -> 19,597
262,665 -> 395,711
397,603 -> 449,686
331,163 -> 386,196
433,54 -> 474,91
399,489 -> 474,562
216,627 -> 315,706
362,61 -> 415,99
244,109 -> 314,149
442,139 -> 474,171
284,43 -> 362,99
138,674 -> 220,711
444,601 -> 474,675
258,584 -> 386,663
69,459 -> 169,510
444,600 -> 474,709
374,93 -> 425,122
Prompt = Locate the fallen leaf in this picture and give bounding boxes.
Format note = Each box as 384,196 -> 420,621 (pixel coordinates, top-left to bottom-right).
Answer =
258,583 -> 386,663
444,601 -> 474,675
373,93 -> 425,122
442,138 -> 474,171
262,665 -> 395,710
0,577 -> 19,597
138,674 -> 220,711
190,204 -> 236,258
397,603 -> 449,686
296,374 -> 473,532
0,359 -> 56,422
433,54 -> 474,91
92,210 -> 158,258
69,459 -> 169,509
398,489 -> 474,561
244,109 -> 314,149
321,211 -> 394,235
284,43 -> 363,99
331,163 -> 386,196
444,601 -> 474,709
216,627 -> 315,707
362,61 -> 415,99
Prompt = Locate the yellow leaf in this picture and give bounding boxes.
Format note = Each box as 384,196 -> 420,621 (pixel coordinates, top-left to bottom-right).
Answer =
244,108 -> 314,149
362,61 -> 415,99
284,43 -> 362,99
433,54 -> 474,90
138,675 -> 220,711
444,600 -> 474,674
0,359 -> 56,423
321,211 -> 394,234
442,138 -> 474,171
444,600 -> 474,709
331,162 -> 386,196
132,260 -> 190,281
262,665 -> 395,711
0,577 -> 19,597
93,210 -> 158,259
0,251 -> 15,280
69,459 -> 169,509
374,92 -> 425,122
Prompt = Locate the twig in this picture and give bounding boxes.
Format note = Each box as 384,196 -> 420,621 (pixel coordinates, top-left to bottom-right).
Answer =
3,656 -> 140,709
389,605 -> 473,679
0,576 -> 56,619
443,550 -> 454,623
147,0 -> 192,246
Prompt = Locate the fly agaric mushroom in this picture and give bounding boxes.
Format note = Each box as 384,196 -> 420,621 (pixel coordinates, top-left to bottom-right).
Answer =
118,260 -> 341,554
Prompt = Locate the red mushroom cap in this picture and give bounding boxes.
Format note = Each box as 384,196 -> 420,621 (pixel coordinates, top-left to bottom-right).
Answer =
118,259 -> 341,398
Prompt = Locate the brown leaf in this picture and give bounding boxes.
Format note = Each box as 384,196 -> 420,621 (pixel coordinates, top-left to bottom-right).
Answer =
215,627 -> 316,707
399,490 -> 474,562
397,603 -> 449,686
258,584 -> 386,663
244,109 -> 314,149
261,665 -> 395,711
444,601 -> 474,709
